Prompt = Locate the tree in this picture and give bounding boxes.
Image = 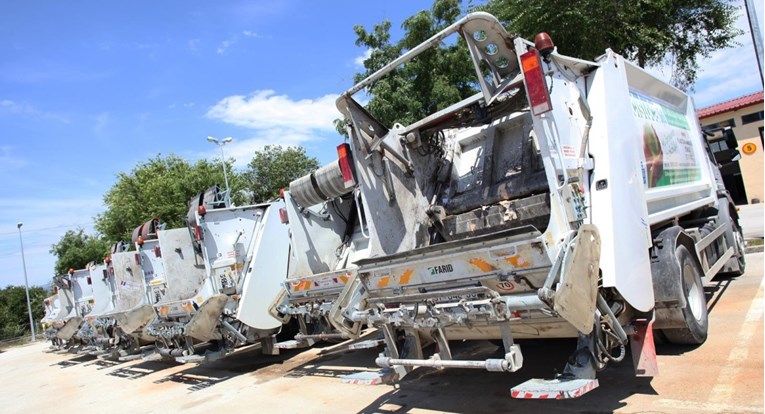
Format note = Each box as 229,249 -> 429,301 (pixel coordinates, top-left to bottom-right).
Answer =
244,145 -> 320,203
482,0 -> 741,90
95,154 -> 244,242
0,285 -> 47,340
49,229 -> 111,275
350,0 -> 477,128
351,0 -> 741,125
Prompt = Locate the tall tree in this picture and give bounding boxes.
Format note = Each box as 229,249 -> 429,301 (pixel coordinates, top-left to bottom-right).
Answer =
244,145 -> 320,203
49,229 -> 111,275
351,0 -> 477,128
0,285 -> 47,339
352,0 -> 741,126
483,0 -> 741,89
95,154 -> 243,242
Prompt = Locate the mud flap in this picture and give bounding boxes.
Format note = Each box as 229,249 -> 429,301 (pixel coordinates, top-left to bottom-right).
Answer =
114,305 -> 155,335
267,288 -> 292,324
554,224 -> 601,334
329,274 -> 366,339
56,317 -> 83,340
185,294 -> 228,342
630,318 -> 659,377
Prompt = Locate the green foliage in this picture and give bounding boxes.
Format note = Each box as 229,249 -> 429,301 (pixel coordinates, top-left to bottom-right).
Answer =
482,0 -> 741,90
351,0 -> 741,125
244,145 -> 320,203
95,153 -> 244,242
49,229 -> 111,275
0,285 -> 47,340
352,0 -> 477,127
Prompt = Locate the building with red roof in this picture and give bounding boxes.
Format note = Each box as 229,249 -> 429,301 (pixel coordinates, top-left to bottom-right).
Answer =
698,91 -> 764,204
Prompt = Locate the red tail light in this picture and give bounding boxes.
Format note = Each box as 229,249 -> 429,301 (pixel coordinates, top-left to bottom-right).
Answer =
87,276 -> 92,285
135,253 -> 141,265
337,143 -> 357,189
154,245 -> 161,258
520,49 -> 552,116
194,225 -> 203,241
279,208 -> 289,224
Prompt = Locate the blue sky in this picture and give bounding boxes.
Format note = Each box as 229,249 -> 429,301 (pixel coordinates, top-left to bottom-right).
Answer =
1,0 -> 763,289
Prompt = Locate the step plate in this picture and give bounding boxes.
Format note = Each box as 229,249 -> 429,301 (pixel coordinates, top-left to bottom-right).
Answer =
340,370 -> 397,385
275,340 -> 308,349
511,378 -> 599,399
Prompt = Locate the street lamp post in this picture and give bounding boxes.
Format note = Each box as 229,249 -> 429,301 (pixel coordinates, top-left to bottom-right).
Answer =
207,136 -> 233,193
16,223 -> 36,341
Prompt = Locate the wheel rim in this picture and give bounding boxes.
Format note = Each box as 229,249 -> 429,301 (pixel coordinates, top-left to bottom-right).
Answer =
686,261 -> 704,322
735,228 -> 746,266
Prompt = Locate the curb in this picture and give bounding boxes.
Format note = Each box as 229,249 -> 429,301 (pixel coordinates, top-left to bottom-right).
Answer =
745,238 -> 764,254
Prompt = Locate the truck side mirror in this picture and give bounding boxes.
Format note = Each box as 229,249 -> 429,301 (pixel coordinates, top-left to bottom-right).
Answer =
723,127 -> 738,149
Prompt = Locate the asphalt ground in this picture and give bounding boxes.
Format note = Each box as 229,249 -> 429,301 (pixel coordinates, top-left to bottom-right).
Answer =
1,252 -> 762,413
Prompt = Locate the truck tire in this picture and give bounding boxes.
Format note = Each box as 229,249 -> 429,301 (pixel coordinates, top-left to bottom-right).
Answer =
728,223 -> 746,277
663,245 -> 708,345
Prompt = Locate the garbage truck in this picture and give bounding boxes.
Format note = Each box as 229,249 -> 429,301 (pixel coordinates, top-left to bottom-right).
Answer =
44,274 -> 76,349
327,12 -> 746,398
79,219 -> 170,360
75,261 -> 117,352
146,186 -> 290,363
46,267 -> 99,348
269,159 -> 381,352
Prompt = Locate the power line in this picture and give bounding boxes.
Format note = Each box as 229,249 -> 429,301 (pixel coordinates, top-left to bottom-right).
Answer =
0,223 -> 95,236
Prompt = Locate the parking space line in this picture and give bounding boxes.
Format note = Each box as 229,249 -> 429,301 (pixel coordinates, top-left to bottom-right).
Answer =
708,274 -> 764,404
657,398 -> 762,413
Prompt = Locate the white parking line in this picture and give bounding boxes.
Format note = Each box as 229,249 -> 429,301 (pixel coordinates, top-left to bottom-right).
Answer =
708,274 -> 764,404
657,398 -> 763,413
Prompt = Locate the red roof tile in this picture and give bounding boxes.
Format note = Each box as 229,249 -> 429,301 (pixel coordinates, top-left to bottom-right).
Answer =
697,91 -> 764,119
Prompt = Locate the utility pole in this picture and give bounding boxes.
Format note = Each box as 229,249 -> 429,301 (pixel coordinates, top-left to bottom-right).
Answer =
17,223 -> 36,341
744,0 -> 764,85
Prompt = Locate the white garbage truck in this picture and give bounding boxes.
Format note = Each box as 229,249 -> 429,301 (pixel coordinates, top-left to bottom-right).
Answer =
47,267 -> 102,349
147,186 -> 290,363
269,156 -> 381,352
328,12 -> 746,398
78,219 -> 171,360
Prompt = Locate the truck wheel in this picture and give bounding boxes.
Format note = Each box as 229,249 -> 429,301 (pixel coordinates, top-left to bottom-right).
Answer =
728,223 -> 746,276
663,245 -> 708,345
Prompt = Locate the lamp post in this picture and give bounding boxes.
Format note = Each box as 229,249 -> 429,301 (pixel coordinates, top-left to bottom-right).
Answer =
207,136 -> 233,192
16,223 -> 36,341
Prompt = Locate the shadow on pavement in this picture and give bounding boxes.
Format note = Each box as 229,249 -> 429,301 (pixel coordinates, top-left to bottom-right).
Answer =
50,353 -> 96,368
108,360 -> 178,379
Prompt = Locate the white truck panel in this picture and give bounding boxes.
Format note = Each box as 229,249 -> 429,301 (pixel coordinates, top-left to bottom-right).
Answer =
111,251 -> 147,311
71,269 -> 96,317
156,228 -> 206,303
137,238 -> 167,305
581,51 -> 655,312
87,263 -> 115,316
236,203 -> 290,330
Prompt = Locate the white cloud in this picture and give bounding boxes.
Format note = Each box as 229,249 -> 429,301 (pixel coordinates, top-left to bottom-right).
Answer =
242,30 -> 269,39
206,89 -> 340,132
217,37 -> 237,54
205,90 -> 342,167
691,1 -> 763,107
354,49 -> 372,68
0,99 -> 70,123
93,112 -> 110,134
